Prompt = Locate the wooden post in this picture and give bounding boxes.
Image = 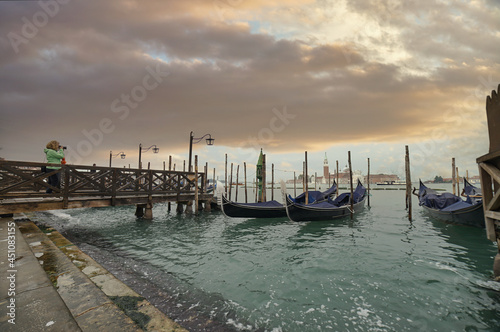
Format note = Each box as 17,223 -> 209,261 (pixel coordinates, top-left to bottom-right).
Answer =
305,151 -> 308,205
314,172 -> 317,191
244,162 -> 248,203
229,162 -> 233,201
452,157 -> 456,195
235,164 -> 240,202
348,151 -> 354,220
183,160 -> 186,172
302,162 -> 305,195
176,201 -> 184,214
204,162 -> 208,193
405,145 -> 412,221
294,171 -> 297,198
336,160 -> 339,196
135,205 -> 144,218
328,157 -> 331,187
168,156 -> 172,212
163,161 -> 165,170
271,163 -> 274,201
254,177 -> 258,202
262,154 -> 267,202
195,155 -> 199,214
367,158 -> 370,207
225,153 -> 228,196
185,200 -> 193,215
63,167 -> 69,209
456,167 -> 460,195
145,198 -> 153,219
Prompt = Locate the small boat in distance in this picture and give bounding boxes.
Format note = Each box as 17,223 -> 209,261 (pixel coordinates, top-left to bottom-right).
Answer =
415,179 -> 484,228
377,180 -> 406,185
284,180 -> 367,222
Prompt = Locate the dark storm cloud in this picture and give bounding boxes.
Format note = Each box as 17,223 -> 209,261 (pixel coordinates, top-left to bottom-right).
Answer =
0,0 -> 498,165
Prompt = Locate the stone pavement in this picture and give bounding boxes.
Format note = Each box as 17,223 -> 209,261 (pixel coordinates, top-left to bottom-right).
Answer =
0,214 -> 187,332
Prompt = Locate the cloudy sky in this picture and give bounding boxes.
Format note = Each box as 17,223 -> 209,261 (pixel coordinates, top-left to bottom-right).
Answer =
1,0 -> 499,181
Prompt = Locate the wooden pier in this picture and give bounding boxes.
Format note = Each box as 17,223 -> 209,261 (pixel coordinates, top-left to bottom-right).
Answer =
477,84 -> 500,281
0,160 -> 213,218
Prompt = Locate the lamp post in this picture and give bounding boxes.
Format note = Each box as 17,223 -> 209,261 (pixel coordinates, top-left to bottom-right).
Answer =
188,131 -> 214,172
109,151 -> 126,167
138,143 -> 159,169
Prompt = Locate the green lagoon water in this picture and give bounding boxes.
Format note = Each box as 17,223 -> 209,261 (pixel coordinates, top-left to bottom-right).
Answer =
33,184 -> 500,331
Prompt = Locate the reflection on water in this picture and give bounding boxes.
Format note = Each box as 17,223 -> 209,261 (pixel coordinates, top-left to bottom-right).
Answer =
32,187 -> 500,332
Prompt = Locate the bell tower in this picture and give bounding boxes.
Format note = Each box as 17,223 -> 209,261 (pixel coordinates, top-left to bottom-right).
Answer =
323,152 -> 329,180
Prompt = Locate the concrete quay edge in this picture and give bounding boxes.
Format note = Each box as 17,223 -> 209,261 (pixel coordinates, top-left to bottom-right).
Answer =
1,214 -> 188,332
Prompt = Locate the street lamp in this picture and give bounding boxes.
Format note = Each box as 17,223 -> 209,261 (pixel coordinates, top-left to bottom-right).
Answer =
188,131 -> 214,172
109,151 -> 126,167
138,143 -> 159,169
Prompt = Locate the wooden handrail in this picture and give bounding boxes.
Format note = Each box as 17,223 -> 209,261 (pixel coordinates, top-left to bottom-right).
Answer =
0,160 -> 207,200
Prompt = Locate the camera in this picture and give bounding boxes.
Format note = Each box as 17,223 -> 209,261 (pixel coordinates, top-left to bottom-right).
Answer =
60,146 -> 67,150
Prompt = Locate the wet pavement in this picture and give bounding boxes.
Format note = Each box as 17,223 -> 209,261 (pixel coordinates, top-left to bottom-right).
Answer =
0,214 -> 187,331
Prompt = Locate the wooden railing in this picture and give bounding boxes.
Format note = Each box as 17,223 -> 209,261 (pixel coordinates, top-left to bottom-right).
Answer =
0,160 -> 206,202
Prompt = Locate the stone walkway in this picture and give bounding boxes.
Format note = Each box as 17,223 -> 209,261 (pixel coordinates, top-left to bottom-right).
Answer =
0,214 -> 187,331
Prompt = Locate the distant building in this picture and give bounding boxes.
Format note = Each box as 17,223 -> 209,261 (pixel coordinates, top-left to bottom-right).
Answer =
315,153 -> 363,184
366,173 -> 400,184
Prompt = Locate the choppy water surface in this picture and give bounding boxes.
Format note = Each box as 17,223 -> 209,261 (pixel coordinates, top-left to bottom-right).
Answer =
33,185 -> 500,331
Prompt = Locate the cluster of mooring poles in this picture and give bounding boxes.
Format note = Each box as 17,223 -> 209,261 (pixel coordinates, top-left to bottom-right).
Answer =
223,150 -> 373,220
134,153 -> 216,219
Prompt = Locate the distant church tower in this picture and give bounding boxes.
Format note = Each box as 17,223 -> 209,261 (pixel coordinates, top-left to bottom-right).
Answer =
323,152 -> 329,180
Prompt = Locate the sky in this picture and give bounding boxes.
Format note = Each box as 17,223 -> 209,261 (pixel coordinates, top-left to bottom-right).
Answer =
1,0 -> 499,182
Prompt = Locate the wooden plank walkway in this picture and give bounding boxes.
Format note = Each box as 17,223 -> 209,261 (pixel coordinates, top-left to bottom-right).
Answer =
0,160 -> 213,216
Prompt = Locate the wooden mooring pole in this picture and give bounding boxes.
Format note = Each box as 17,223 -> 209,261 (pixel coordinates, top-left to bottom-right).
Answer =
235,164 -> 240,202
452,157 -> 456,195
244,162 -> 248,203
271,163 -> 274,201
229,162 -> 233,201
367,158 -> 370,207
294,171 -> 297,198
405,145 -> 412,221
336,160 -> 339,197
225,153 -> 228,196
195,155 -> 199,214
348,151 -> 354,220
168,156 -> 172,212
262,154 -> 267,202
305,151 -> 309,205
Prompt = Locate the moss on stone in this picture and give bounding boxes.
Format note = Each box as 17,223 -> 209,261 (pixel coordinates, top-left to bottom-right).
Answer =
110,296 -> 151,329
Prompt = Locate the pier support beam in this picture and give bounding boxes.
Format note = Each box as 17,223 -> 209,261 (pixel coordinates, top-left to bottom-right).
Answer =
135,205 -> 144,218
176,202 -> 184,214
135,202 -> 153,219
203,200 -> 211,212
185,201 -> 193,215
144,201 -> 153,219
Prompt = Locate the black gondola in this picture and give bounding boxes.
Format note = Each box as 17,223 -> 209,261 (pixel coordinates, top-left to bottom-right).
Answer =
416,179 -> 484,228
220,182 -> 338,219
284,180 -> 367,222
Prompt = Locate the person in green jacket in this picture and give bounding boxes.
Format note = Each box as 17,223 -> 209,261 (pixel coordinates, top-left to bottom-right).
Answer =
44,140 -> 65,193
